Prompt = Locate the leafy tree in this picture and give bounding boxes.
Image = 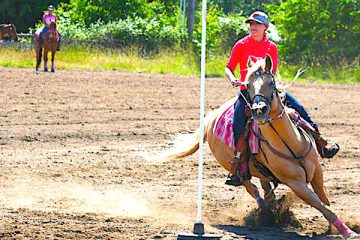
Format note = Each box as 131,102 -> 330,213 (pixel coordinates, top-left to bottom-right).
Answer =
61,0 -> 179,26
268,0 -> 360,65
210,0 -> 279,15
0,0 -> 69,32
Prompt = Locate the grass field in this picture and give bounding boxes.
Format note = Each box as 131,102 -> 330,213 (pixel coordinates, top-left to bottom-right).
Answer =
0,43 -> 358,83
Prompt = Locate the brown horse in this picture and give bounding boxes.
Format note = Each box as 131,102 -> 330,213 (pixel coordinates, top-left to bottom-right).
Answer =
0,24 -> 18,42
34,21 -> 59,72
162,55 -> 358,238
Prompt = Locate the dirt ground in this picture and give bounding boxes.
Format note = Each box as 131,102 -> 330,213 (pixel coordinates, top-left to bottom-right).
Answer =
0,67 -> 359,239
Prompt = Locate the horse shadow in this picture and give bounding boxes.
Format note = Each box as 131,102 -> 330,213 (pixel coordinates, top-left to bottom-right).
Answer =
213,224 -> 342,240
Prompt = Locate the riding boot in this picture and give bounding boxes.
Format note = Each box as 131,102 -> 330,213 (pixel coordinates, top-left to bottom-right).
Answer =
57,43 -> 60,51
225,123 -> 250,186
312,129 -> 340,158
225,152 -> 243,186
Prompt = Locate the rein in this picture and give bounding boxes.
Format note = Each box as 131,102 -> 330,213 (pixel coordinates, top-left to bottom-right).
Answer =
241,68 -> 312,167
250,93 -> 312,166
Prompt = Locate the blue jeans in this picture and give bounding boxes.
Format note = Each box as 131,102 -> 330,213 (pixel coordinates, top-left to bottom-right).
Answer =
233,91 -> 317,146
39,26 -> 61,44
284,92 -> 317,129
233,90 -> 248,146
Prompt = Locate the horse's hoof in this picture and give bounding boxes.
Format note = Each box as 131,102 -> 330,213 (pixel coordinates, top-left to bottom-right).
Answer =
345,231 -> 359,239
51,69 -> 55,72
44,69 -> 48,72
256,197 -> 266,210
264,190 -> 276,203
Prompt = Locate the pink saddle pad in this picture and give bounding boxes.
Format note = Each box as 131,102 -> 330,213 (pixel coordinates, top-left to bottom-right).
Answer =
213,103 -> 259,153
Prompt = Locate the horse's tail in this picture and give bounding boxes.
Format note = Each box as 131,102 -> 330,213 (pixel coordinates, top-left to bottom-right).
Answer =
12,25 -> 18,42
311,162 -> 330,206
160,112 -> 214,161
37,47 -> 42,66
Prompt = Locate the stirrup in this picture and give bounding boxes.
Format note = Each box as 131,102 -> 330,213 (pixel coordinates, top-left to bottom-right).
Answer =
225,173 -> 242,186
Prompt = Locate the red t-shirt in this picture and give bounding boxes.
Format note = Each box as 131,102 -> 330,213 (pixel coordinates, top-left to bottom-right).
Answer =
226,34 -> 278,90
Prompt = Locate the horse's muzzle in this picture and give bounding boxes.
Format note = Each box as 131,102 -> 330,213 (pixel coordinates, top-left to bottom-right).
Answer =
251,99 -> 270,124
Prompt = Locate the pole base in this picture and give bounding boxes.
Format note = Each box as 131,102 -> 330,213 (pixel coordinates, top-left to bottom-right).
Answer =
177,223 -> 221,240
177,233 -> 221,240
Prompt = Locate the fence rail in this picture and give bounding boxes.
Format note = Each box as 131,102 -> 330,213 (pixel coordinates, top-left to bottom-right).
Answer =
18,33 -> 33,38
1,33 -> 130,50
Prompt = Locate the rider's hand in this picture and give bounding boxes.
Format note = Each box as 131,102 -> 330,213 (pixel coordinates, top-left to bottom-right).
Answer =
230,78 -> 241,87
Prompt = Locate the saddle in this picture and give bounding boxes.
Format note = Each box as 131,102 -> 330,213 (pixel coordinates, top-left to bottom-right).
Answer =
215,102 -> 318,186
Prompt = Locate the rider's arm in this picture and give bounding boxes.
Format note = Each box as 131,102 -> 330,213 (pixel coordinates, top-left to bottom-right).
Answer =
269,42 -> 278,74
225,67 -> 238,82
225,42 -> 241,85
42,14 -> 48,28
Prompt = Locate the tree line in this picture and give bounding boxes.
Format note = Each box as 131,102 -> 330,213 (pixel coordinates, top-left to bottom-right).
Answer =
0,0 -> 359,65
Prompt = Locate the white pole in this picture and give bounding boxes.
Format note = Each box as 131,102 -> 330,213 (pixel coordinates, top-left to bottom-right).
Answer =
197,0 -> 207,223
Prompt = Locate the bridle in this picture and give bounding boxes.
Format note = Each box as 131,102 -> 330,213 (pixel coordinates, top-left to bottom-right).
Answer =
243,68 -> 311,170
239,69 -> 285,124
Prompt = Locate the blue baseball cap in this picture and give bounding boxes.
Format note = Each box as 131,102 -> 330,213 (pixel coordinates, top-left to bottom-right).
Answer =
48,5 -> 55,10
245,11 -> 269,26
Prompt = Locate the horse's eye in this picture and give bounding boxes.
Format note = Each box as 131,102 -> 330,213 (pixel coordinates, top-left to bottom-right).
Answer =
255,71 -> 261,76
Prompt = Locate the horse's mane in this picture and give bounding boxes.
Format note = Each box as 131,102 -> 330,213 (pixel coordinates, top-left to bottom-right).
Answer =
244,57 -> 266,84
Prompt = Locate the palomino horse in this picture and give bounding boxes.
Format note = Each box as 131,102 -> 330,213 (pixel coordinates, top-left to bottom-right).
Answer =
162,55 -> 358,238
34,21 -> 59,72
0,24 -> 18,42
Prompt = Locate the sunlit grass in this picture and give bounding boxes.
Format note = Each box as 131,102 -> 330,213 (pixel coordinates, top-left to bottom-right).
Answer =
0,44 -> 358,83
0,45 -> 200,75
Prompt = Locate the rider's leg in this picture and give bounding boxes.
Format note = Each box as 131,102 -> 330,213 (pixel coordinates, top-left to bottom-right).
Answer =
284,92 -> 339,158
233,90 -> 248,150
225,90 -> 248,186
39,27 -> 48,46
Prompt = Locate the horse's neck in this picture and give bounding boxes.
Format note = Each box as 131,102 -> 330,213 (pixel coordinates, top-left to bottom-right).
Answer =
259,99 -> 306,153
46,29 -> 58,41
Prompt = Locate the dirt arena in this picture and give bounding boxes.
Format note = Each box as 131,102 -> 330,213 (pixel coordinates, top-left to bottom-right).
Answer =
0,67 -> 359,239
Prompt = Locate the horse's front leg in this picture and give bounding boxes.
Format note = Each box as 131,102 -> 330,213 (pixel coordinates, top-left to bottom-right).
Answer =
51,51 -> 55,72
36,48 -> 41,71
43,49 -> 48,72
287,180 -> 358,238
260,180 -> 276,203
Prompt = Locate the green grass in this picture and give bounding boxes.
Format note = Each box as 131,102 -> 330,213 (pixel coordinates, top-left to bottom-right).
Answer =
0,45 -> 200,75
0,44 -> 358,83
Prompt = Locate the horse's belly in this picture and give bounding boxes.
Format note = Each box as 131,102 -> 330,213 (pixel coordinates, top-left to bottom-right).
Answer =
258,146 -> 315,183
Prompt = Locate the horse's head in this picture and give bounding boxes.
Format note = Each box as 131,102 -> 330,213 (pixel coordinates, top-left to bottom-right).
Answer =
46,21 -> 58,42
245,55 -> 280,124
49,21 -> 57,30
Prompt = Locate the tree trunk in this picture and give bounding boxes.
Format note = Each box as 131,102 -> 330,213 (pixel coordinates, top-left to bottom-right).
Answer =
187,0 -> 195,40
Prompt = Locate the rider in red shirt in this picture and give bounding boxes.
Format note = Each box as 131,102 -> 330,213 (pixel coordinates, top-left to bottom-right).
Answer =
225,11 -> 339,186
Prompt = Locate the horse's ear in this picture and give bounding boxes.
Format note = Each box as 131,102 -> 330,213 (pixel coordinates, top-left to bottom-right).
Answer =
247,56 -> 255,68
265,54 -> 273,72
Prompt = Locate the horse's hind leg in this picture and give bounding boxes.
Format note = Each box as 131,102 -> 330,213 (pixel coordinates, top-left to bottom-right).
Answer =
287,180 -> 357,238
36,47 -> 42,71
